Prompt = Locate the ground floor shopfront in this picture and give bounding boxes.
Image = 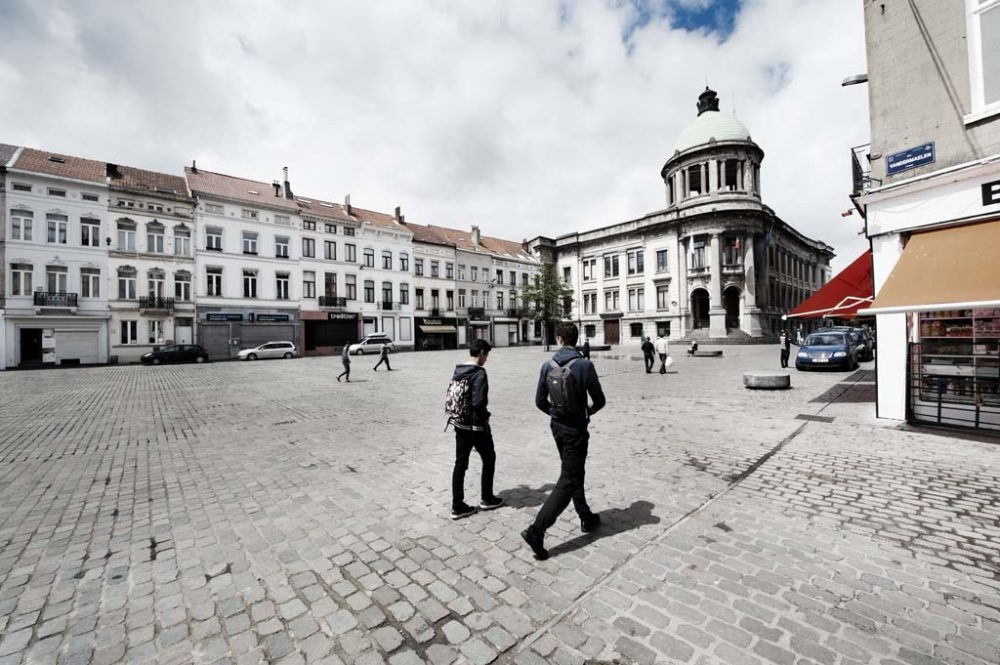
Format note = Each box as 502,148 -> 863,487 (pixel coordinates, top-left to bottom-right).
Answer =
3,312 -> 109,368
415,317 -> 458,351
861,164 -> 1000,434
196,306 -> 300,361
300,311 -> 360,356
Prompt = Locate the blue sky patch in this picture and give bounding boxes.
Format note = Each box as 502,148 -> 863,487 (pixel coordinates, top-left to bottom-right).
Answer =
620,0 -> 743,43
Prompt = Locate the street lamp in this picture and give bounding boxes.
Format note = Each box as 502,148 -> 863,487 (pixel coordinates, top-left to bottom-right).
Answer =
841,74 -> 868,87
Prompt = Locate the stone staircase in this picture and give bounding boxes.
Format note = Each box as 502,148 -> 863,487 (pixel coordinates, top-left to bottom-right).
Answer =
678,328 -> 776,345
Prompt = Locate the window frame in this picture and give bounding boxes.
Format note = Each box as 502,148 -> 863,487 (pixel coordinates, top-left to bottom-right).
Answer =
11,209 -> 33,241
967,0 -> 1000,120
206,268 -> 223,296
324,240 -> 337,260
302,237 -> 316,258
118,267 -> 137,300
11,263 -> 33,296
47,214 -> 68,244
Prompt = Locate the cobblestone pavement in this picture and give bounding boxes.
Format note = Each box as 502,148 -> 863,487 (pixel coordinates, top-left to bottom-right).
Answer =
0,345 -> 997,665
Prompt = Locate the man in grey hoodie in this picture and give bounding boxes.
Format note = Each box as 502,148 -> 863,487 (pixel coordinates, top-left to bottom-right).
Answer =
450,339 -> 504,519
522,322 -> 606,560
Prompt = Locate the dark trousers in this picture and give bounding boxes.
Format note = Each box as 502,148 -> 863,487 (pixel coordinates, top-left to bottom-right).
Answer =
452,428 -> 496,510
533,427 -> 591,533
658,353 -> 667,374
337,360 -> 351,380
643,354 -> 654,373
374,356 -> 391,370
780,349 -> 789,368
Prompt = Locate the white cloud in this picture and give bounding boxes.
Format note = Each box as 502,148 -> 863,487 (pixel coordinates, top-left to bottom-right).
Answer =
0,0 -> 869,270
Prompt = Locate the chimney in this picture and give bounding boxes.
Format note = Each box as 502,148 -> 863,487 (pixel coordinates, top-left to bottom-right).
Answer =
394,206 -> 406,224
282,166 -> 293,199
272,180 -> 281,197
191,160 -> 197,173
345,194 -> 352,216
471,225 -> 481,246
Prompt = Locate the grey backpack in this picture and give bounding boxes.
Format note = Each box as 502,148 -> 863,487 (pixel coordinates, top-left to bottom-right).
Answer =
546,358 -> 581,417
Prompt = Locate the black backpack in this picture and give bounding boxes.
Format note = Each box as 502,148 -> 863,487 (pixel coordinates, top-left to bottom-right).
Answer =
445,370 -> 480,430
546,358 -> 582,418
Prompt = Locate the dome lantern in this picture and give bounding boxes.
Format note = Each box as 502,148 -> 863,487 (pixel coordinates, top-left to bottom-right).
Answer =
697,87 -> 720,116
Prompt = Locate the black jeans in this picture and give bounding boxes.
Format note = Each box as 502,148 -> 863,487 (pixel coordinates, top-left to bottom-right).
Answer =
337,360 -> 351,380
374,356 -> 391,370
452,428 -> 496,509
658,353 -> 667,373
780,349 -> 789,368
533,427 -> 591,532
643,354 -> 654,373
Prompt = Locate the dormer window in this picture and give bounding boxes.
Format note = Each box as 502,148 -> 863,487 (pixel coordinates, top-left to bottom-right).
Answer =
47,156 -> 66,164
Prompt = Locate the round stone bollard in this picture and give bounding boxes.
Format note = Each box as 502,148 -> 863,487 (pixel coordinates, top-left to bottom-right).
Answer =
743,372 -> 791,390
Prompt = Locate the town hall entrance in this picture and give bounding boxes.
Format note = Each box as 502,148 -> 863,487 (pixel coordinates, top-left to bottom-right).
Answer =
690,289 -> 710,329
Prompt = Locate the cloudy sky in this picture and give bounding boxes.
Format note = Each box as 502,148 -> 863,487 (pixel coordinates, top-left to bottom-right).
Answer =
0,0 -> 869,270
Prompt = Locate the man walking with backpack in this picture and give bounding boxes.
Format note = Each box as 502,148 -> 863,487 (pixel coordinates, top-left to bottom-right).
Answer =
447,339 -> 504,520
522,322 -> 606,560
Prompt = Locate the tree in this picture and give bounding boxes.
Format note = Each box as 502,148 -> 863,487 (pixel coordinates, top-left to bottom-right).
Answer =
523,263 -> 575,351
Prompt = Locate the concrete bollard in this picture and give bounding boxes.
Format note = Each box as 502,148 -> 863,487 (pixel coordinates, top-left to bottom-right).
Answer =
743,372 -> 791,390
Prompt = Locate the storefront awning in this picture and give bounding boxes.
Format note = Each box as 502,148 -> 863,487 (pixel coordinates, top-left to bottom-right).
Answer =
860,219 -> 1000,316
787,251 -> 873,319
419,325 -> 457,333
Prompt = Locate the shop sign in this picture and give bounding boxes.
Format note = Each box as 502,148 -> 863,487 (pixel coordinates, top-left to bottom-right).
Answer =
255,314 -> 290,322
42,337 -> 56,349
983,179 -> 1000,206
206,313 -> 243,321
886,142 -> 934,175
328,312 -> 356,321
422,319 -> 442,325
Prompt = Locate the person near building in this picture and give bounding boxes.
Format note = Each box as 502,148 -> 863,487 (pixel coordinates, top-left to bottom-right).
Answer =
373,344 -> 392,371
337,342 -> 352,382
796,325 -> 804,346
448,339 -> 504,520
779,329 -> 791,368
655,335 -> 670,374
640,337 -> 655,373
522,322 -> 606,561
582,339 -> 591,359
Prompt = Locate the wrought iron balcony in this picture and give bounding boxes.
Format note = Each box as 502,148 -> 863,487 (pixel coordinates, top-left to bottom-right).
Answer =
468,307 -> 486,320
319,296 -> 347,308
139,296 -> 175,311
34,292 -> 78,307
851,143 -> 877,195
379,301 -> 399,311
721,263 -> 744,275
429,307 -> 441,316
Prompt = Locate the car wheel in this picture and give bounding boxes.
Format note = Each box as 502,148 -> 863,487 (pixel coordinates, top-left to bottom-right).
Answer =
248,353 -> 257,361
195,356 -> 205,363
355,349 -> 364,355
152,358 -> 161,365
283,352 -> 293,359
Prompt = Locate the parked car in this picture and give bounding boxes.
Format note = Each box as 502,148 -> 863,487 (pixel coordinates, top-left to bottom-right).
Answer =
140,344 -> 209,365
237,341 -> 297,360
348,334 -> 395,355
796,331 -> 858,371
828,326 -> 875,361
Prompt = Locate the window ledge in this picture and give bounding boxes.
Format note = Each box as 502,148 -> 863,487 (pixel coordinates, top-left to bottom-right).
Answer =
964,105 -> 1000,126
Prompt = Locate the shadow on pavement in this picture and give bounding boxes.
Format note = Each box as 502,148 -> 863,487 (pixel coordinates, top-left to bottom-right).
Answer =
547,499 -> 660,557
498,483 -> 556,509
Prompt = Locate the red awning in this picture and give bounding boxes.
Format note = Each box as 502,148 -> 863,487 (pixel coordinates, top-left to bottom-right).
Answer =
787,251 -> 873,320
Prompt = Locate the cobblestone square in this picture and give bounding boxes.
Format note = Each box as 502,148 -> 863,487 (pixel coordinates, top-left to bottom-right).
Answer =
0,346 -> 998,665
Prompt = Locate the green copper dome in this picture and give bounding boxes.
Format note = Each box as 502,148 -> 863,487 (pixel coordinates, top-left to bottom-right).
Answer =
671,88 -> 752,154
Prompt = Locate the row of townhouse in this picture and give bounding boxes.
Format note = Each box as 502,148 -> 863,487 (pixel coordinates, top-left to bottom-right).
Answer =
0,144 -> 543,369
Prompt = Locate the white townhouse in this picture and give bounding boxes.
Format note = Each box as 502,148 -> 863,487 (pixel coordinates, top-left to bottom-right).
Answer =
107,165 -> 197,363
408,221 -> 460,350
1,147 -> 111,367
347,204 -> 414,348
185,165 -> 303,360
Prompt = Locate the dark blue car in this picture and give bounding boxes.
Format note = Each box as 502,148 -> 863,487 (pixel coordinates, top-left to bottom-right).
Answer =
795,332 -> 858,371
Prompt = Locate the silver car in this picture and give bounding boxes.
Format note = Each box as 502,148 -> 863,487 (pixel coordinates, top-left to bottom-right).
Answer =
348,335 -> 395,355
237,341 -> 297,360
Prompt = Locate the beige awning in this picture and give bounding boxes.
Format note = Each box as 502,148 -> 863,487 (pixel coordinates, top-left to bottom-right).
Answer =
860,219 -> 1000,316
419,325 -> 457,333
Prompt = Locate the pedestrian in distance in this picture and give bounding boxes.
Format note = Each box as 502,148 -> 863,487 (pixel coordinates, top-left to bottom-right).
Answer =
522,322 -> 606,561
445,339 -> 504,520
779,329 -> 791,369
337,341 -> 352,382
655,334 -> 670,374
640,336 -> 655,373
582,339 -> 591,360
373,343 -> 392,371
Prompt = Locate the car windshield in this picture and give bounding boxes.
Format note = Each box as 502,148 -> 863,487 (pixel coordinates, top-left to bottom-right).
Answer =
160,346 -> 178,353
805,333 -> 845,346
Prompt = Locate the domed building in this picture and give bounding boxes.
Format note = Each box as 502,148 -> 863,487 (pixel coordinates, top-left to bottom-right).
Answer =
531,88 -> 834,344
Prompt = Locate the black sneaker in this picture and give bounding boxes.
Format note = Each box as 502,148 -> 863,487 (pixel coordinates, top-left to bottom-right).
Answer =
581,513 -> 601,533
520,527 -> 549,560
479,497 -> 504,511
451,504 -> 477,520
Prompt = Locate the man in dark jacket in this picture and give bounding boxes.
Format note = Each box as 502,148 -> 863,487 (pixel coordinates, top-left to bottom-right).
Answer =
373,343 -> 392,371
640,337 -> 655,373
450,339 -> 504,519
522,322 -> 606,560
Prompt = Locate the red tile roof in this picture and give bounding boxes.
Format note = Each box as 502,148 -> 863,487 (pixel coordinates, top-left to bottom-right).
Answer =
12,147 -> 106,183
407,223 -> 453,245
110,165 -> 192,202
350,205 -> 410,235
296,197 -> 356,223
0,144 -> 19,168
185,167 -> 300,211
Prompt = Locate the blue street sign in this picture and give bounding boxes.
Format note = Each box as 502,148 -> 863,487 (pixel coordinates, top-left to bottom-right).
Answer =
886,142 -> 935,175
